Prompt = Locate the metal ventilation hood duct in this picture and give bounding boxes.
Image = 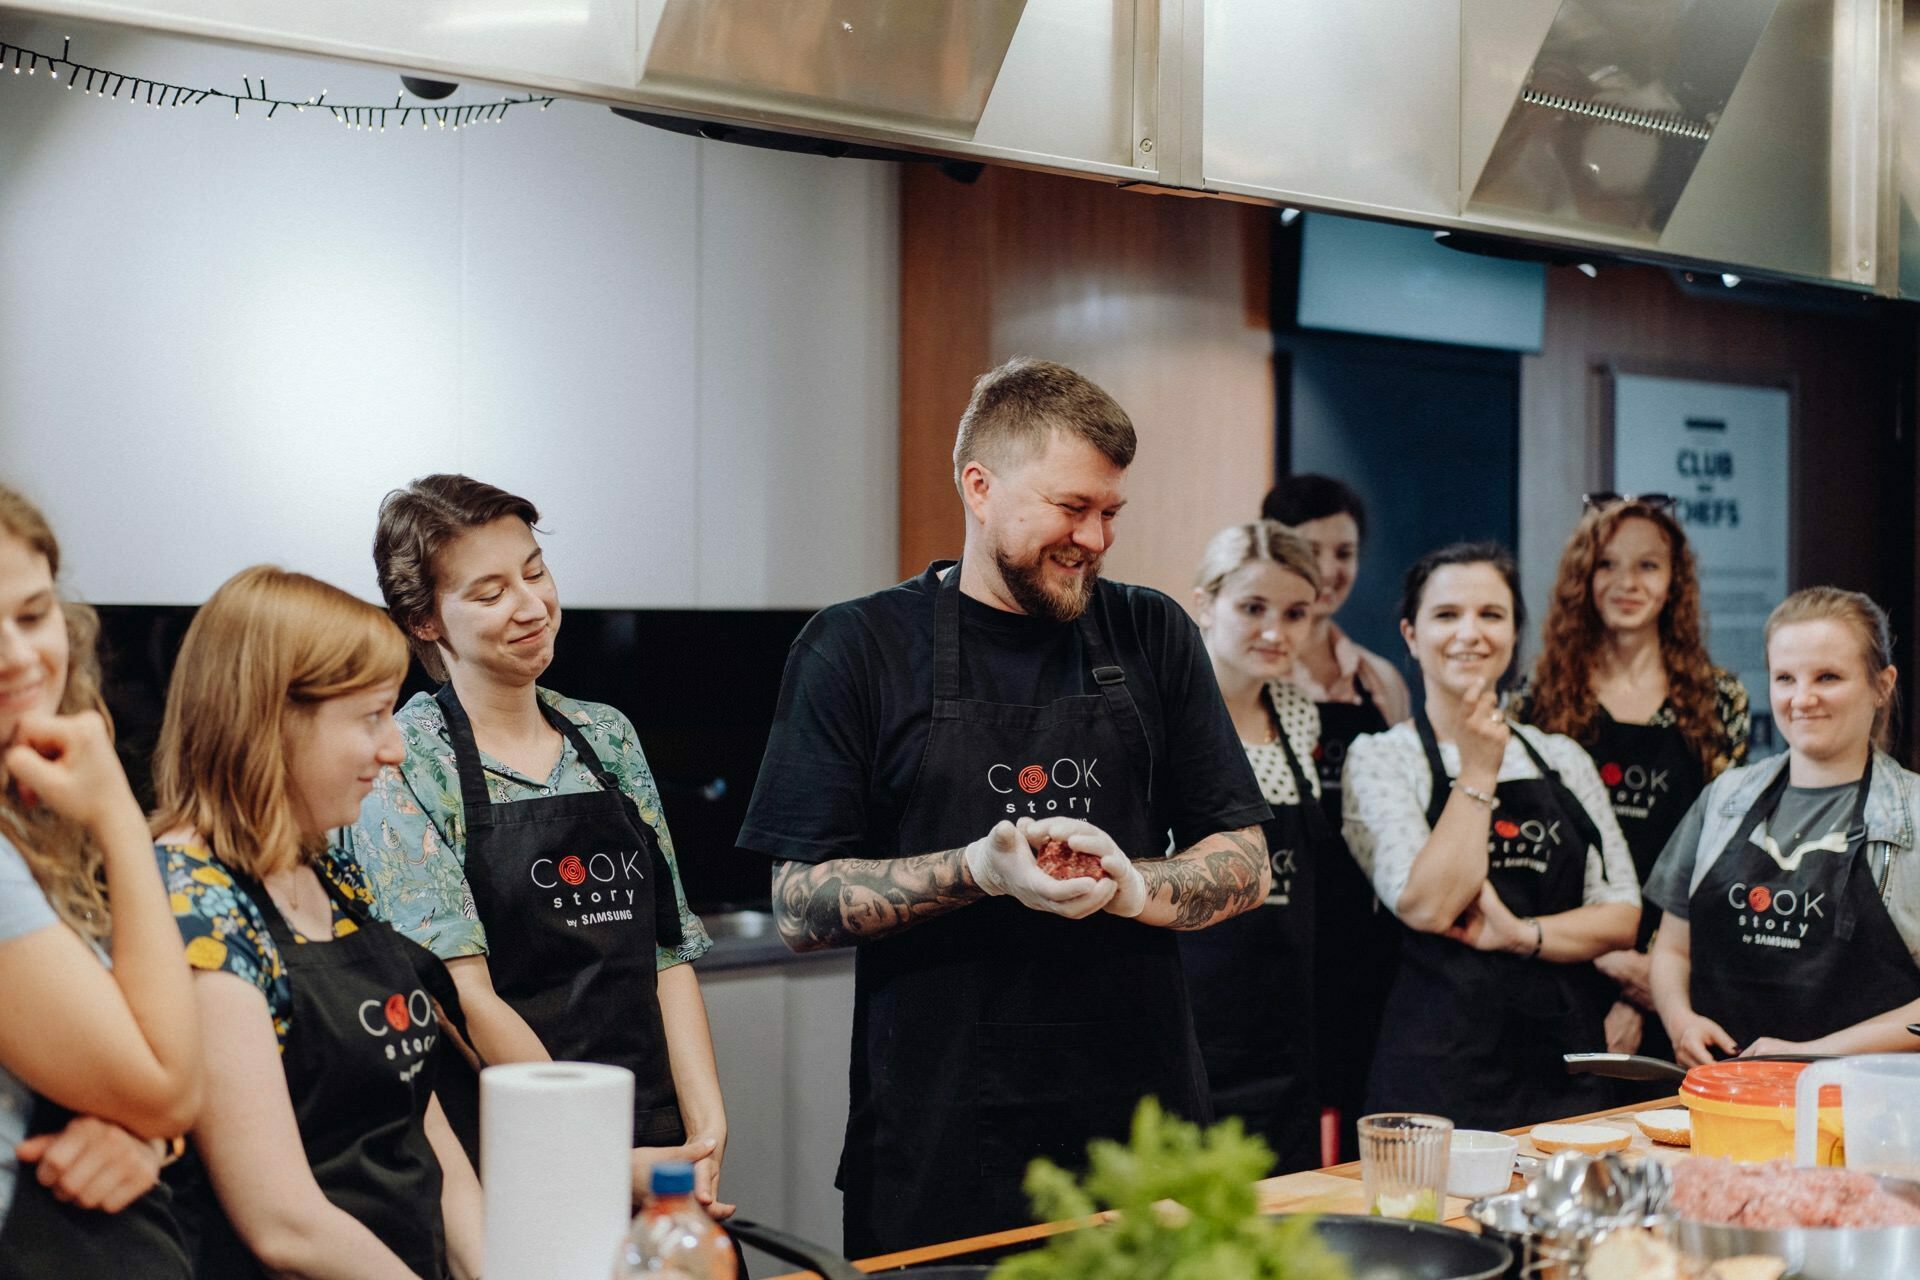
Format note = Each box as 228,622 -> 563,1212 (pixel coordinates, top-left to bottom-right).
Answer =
636,0 -> 1028,137
2,0 -> 1909,295
1465,0 -> 1782,240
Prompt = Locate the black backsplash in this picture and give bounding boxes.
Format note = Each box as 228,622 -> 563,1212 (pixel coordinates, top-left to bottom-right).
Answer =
94,606 -> 814,912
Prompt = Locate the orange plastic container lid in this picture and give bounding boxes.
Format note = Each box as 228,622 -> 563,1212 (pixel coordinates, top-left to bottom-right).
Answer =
1681,1060 -> 1842,1108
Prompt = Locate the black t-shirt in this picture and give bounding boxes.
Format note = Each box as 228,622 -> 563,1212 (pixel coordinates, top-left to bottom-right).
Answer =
737,562 -> 1270,864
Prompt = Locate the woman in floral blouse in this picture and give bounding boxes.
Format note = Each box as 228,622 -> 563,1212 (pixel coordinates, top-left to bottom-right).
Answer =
341,474 -> 727,1216
153,566 -> 482,1280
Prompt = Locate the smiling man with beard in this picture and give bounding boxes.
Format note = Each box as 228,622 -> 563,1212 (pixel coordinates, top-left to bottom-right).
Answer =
738,357 -> 1273,1258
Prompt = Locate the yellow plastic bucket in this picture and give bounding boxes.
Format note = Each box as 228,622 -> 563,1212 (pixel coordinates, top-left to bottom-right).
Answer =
1680,1061 -> 1844,1165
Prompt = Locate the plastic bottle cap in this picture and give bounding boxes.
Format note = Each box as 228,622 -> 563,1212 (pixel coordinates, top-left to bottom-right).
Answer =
650,1160 -> 696,1196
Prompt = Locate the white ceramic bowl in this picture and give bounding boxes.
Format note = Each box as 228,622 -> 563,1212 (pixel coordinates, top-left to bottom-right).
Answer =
1447,1129 -> 1519,1200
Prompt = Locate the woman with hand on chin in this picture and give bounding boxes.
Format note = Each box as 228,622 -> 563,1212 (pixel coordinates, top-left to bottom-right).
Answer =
1343,543 -> 1639,1130
1178,520 -> 1335,1173
343,476 -> 728,1215
152,567 -> 482,1280
1648,588 -> 1920,1066
0,486 -> 200,1280
1515,497 -> 1747,1069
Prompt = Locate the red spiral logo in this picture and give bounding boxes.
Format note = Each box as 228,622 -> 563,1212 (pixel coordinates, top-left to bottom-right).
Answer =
1600,762 -> 1624,786
558,855 -> 587,886
1748,885 -> 1772,913
1017,765 -> 1048,794
384,994 -> 410,1032
1493,820 -> 1521,840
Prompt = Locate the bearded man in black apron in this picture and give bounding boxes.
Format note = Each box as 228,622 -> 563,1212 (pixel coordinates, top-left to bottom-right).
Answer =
740,359 -> 1274,1259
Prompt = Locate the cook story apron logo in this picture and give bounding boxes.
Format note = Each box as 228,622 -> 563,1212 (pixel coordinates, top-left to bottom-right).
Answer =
1489,817 -> 1562,876
1270,843 -> 1297,906
986,756 -> 1102,816
530,848 -> 647,925
1598,761 -> 1670,820
1724,880 -> 1828,949
355,987 -> 439,1079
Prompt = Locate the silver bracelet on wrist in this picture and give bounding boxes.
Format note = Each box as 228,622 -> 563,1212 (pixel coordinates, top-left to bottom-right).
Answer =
1450,780 -> 1499,811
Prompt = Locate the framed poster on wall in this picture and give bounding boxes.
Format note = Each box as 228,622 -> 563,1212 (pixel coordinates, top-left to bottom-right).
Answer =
1607,371 -> 1792,755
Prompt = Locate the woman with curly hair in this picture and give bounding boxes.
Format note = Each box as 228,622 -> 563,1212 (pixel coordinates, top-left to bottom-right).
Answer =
1513,496 -> 1748,1062
0,485 -> 200,1279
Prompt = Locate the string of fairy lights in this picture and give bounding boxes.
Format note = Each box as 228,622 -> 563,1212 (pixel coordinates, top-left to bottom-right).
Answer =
0,35 -> 556,132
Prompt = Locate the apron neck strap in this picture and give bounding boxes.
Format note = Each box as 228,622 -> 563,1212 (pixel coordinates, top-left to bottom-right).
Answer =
1268,686 -> 1334,844
228,859 -> 362,947
1415,711 -> 1453,829
436,682 -> 621,800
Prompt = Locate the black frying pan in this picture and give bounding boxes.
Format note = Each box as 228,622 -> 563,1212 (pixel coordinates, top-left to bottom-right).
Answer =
729,1213 -> 1510,1280
1563,1051 -> 1835,1084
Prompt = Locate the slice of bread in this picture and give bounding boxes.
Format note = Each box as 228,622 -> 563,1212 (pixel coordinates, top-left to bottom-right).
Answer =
1529,1122 -> 1633,1155
1634,1108 -> 1692,1147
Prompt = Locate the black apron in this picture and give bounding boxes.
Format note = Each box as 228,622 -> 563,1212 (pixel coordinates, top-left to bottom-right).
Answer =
838,566 -> 1209,1258
0,1094 -> 191,1280
168,870 -> 458,1279
1689,763 -> 1920,1048
434,684 -> 684,1152
1365,719 -> 1615,1132
1309,676 -> 1397,1162
1583,708 -> 1704,1073
1181,688 -> 1335,1172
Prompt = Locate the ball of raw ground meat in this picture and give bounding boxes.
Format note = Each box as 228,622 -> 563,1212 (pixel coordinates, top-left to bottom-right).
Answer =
1034,836 -> 1108,881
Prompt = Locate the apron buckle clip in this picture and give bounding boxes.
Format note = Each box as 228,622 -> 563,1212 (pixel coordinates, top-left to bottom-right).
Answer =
1092,665 -> 1126,686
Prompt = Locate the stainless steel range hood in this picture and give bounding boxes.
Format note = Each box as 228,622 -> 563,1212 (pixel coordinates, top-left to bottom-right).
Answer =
638,0 -> 1027,136
4,0 -> 1912,295
1466,0 -> 1783,240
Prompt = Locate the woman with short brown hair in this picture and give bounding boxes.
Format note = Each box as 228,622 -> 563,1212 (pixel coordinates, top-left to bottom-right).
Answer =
345,475 -> 728,1213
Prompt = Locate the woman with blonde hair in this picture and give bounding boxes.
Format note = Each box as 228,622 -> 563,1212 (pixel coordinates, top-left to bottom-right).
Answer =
1179,520 -> 1335,1171
153,566 -> 481,1279
1515,496 -> 1748,1063
0,485 -> 200,1278
1648,587 -> 1920,1065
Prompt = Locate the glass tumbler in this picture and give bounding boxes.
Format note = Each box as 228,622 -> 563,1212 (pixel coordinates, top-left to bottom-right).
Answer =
1359,1112 -> 1452,1222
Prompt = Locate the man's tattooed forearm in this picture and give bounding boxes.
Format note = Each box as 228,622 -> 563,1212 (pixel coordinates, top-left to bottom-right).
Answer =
1137,827 -> 1268,930
772,851 -> 985,952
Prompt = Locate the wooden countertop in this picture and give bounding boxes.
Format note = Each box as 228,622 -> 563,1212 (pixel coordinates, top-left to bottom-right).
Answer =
766,1098 -> 1678,1278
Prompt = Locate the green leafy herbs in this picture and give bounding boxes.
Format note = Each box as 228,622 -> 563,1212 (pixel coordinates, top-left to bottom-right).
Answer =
990,1099 -> 1352,1280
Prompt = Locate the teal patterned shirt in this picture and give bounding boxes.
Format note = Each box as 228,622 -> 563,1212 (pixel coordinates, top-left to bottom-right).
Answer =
338,688 -> 711,969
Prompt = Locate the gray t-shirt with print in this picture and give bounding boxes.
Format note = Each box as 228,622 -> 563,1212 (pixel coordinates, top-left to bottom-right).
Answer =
1646,781 -> 1859,920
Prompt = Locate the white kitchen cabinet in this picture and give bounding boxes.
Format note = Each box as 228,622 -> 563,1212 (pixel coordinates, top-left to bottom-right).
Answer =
698,951 -> 855,1272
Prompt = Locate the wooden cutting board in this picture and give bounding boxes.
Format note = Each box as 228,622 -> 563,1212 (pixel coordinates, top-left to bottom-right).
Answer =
1256,1169 -> 1475,1222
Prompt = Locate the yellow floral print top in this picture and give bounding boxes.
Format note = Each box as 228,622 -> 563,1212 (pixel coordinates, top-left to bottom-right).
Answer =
156,842 -> 372,1050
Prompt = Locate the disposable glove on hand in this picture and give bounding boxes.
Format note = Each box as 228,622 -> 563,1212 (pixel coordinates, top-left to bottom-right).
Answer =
1020,817 -> 1148,919
965,820 -> 1117,918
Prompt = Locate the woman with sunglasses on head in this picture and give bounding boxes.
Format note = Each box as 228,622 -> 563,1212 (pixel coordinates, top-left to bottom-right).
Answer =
1647,588 -> 1920,1067
152,567 -> 482,1279
1343,543 -> 1639,1130
1179,520 -> 1338,1173
343,475 -> 728,1215
1512,495 -> 1748,1069
1261,475 -> 1409,1158
0,486 -> 200,1280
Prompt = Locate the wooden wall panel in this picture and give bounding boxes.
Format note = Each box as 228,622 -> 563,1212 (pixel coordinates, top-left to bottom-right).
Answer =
899,167 -> 1275,601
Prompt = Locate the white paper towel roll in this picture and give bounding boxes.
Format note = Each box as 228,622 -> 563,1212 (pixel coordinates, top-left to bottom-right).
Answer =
482,1061 -> 634,1280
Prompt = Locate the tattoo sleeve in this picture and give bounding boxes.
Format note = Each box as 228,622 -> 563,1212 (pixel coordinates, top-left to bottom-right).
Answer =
1134,825 -> 1270,930
772,850 -> 986,952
